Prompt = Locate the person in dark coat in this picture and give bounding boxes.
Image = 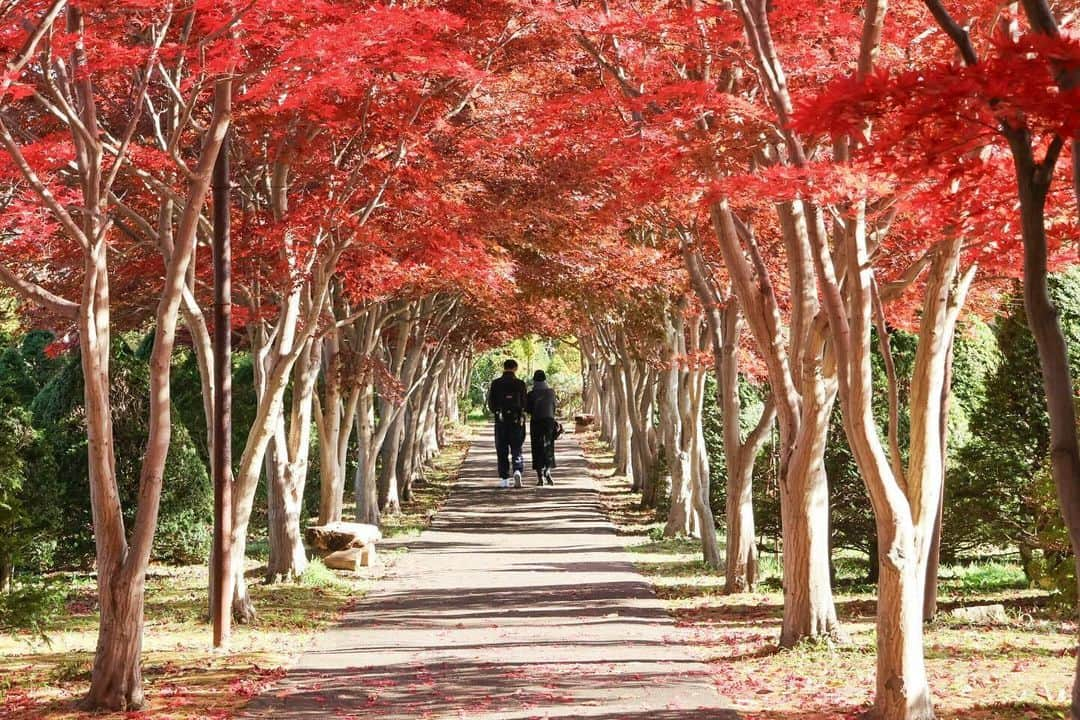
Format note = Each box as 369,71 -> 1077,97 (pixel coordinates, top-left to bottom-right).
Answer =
487,358 -> 527,488
526,369 -> 558,486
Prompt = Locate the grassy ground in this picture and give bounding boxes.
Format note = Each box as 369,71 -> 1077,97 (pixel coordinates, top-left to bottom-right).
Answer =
0,429 -> 471,719
581,432 -> 1075,720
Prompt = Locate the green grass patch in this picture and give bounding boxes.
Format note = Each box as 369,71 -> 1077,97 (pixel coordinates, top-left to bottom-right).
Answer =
940,560 -> 1029,595
297,558 -> 343,589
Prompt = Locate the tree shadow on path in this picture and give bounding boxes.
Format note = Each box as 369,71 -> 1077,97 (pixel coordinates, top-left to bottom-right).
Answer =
244,429 -> 741,719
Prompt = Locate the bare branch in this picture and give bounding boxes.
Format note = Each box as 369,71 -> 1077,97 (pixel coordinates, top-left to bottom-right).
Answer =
0,261 -> 79,318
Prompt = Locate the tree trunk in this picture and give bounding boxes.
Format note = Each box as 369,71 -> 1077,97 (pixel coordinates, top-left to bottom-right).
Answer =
81,575 -> 145,711
266,435 -> 309,582
633,368 -> 661,507
690,373 -> 721,569
355,385 -> 380,525
680,237 -> 775,590
379,408 -> 404,514
230,338 -> 301,621
808,202 -> 970,720
612,368 -> 634,481
316,333 -> 345,524
398,404 -> 417,502
664,466 -> 696,536
599,370 -> 616,445
266,331 -> 318,582
923,340 -> 951,622
726,460 -> 758,592
873,526 -> 935,720
661,311 -> 699,538
1007,132 -> 1080,720
780,386 -> 842,646
680,315 -> 721,567
923,488 -> 944,622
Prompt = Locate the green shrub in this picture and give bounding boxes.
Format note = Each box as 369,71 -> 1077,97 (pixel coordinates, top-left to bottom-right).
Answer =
27,335 -> 213,568
0,578 -> 68,641
1023,465 -> 1076,608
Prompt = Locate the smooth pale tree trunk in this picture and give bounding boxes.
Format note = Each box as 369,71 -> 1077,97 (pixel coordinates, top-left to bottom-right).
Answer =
379,408 -> 404,513
421,356 -> 446,458
612,368 -> 634,481
398,406 -> 419,502
663,458 -> 697,538
268,335 -> 321,581
778,364 -> 841,645
336,304 -> 391,526
355,384 -> 380,525
74,75 -> 230,710
265,432 -> 309,581
924,340 -> 952,621
721,0 -> 926,710
433,362 -> 451,449
658,363 -> 689,536
685,328 -> 721,569
680,236 -> 776,591
588,328 -> 632,480
448,357 -> 467,424
581,344 -> 603,418
809,201 -> 971,718
663,435 -> 696,538
660,310 -> 698,539
230,260 -> 334,620
597,360 -> 617,447
870,244 -> 970,720
375,304 -> 429,514
315,329 -> 348,524
400,350 -> 444,499
581,338 -> 606,423
612,332 -> 659,499
709,198 -> 842,644
264,320 -> 320,581
599,375 -> 615,444
631,368 -> 661,507
725,460 -> 758,591
716,304 -> 763,589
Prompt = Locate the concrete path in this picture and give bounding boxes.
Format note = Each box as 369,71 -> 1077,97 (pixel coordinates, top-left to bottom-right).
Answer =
244,427 -> 737,720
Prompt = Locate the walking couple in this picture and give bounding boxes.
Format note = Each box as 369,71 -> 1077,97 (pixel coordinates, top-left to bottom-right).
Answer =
486,359 -> 560,488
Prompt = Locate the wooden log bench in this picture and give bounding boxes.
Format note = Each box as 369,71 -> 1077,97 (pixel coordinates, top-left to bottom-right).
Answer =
305,522 -> 383,572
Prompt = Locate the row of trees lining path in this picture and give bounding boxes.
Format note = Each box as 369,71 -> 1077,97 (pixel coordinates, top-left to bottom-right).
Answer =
0,2 -> 1077,720
243,427 -> 738,720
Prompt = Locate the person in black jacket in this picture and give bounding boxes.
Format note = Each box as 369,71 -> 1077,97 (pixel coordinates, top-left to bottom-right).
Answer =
486,359 -> 527,488
526,370 -> 558,486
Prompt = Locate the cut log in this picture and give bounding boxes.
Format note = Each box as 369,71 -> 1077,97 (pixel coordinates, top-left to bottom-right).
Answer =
305,522 -> 382,553
947,604 -> 1008,625
323,544 -> 380,573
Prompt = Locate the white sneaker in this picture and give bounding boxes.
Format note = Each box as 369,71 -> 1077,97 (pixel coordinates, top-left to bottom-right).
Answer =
499,477 -> 509,489
513,471 -> 522,488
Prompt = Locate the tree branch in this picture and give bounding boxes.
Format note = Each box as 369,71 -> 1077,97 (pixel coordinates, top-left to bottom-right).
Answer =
921,0 -> 979,65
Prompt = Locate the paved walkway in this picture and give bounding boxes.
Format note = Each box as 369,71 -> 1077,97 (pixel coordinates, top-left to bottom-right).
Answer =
244,427 -> 737,720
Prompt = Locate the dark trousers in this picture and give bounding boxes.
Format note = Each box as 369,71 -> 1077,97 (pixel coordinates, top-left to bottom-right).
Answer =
530,418 -> 557,471
494,421 -> 525,478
